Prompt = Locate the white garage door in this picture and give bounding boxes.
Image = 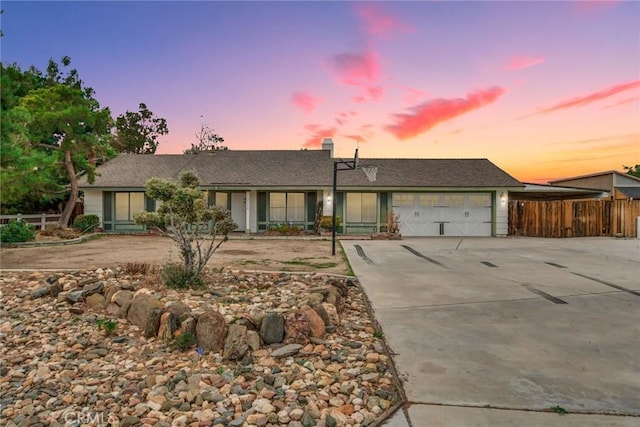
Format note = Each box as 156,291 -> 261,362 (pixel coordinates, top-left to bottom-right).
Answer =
393,193 -> 492,237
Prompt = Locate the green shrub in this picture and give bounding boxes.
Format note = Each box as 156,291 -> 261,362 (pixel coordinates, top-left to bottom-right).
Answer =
172,332 -> 197,351
269,223 -> 305,234
72,214 -> 100,233
319,216 -> 340,230
161,262 -> 204,289
96,319 -> 117,336
0,220 -> 36,243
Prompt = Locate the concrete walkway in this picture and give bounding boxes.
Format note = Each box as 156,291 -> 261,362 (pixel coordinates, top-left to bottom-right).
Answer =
342,237 -> 640,427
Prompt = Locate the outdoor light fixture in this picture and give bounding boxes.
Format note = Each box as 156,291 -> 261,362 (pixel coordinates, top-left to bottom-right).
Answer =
500,192 -> 506,203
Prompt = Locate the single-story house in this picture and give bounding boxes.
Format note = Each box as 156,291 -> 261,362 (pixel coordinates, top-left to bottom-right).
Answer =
78,139 -> 523,237
549,170 -> 640,200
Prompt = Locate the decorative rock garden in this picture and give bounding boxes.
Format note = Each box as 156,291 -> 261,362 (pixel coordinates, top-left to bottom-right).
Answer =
0,267 -> 402,426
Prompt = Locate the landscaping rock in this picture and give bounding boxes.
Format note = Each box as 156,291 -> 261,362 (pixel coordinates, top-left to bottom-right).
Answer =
127,289 -> 163,330
223,324 -> 249,360
86,293 -> 106,309
284,311 -> 311,344
260,313 -> 284,345
300,305 -> 325,338
157,312 -> 177,343
196,310 -> 227,353
0,269 -> 401,427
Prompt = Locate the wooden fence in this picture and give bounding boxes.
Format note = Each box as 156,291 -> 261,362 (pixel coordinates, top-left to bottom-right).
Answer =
508,199 -> 640,238
0,213 -> 62,230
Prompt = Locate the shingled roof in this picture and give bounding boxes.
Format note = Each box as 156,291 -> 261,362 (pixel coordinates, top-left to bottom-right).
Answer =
79,151 -> 522,189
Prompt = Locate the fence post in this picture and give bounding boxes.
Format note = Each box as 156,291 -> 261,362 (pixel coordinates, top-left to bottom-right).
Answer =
17,213 -> 22,222
41,213 -> 47,230
637,216 -> 640,239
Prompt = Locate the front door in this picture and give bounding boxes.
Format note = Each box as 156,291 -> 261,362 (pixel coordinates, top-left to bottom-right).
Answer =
231,193 -> 246,231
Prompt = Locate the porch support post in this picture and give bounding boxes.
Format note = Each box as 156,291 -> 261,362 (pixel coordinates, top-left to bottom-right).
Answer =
245,190 -> 251,234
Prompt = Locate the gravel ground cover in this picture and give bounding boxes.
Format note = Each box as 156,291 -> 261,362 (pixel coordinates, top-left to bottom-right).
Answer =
0,266 -> 403,427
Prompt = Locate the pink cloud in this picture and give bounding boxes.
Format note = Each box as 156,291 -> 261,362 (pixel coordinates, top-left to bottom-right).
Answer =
291,92 -> 323,114
352,85 -> 384,104
603,96 -> 640,109
385,87 -> 507,140
505,55 -> 545,71
354,3 -> 412,37
303,126 -> 337,148
534,80 -> 640,115
352,95 -> 366,104
575,0 -> 621,14
335,111 -> 360,126
344,134 -> 367,143
342,124 -> 376,144
329,51 -> 379,86
367,85 -> 384,101
401,86 -> 428,105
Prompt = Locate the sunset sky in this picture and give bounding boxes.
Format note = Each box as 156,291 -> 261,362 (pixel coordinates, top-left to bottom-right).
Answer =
3,1 -> 639,183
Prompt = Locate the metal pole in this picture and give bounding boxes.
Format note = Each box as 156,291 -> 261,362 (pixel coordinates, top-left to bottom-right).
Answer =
332,161 -> 338,256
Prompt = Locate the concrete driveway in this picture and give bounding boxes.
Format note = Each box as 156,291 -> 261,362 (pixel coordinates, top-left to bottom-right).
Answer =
342,237 -> 640,427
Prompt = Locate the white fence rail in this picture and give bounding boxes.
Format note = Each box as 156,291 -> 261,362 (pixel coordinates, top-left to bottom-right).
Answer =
0,213 -> 61,230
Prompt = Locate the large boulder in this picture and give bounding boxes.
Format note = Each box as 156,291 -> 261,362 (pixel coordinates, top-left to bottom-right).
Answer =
107,289 -> 134,318
223,324 -> 249,360
127,289 -> 163,330
166,301 -> 191,319
260,313 -> 285,345
86,293 -> 106,310
284,311 -> 311,345
196,310 -> 227,353
144,308 -> 163,338
300,305 -> 325,338
157,312 -> 178,343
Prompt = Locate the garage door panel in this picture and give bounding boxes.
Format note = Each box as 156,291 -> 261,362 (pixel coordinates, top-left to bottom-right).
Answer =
394,193 -> 493,237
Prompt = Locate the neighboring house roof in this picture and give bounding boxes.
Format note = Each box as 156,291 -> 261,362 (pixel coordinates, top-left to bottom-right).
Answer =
78,151 -> 522,189
617,187 -> 640,199
509,183 -> 608,200
549,170 -> 640,185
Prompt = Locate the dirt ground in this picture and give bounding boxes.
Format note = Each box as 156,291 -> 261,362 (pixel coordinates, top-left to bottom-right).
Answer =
0,235 -> 352,275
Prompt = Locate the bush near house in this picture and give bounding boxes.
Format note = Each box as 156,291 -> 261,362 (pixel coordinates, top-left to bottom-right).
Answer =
319,216 -> 340,231
265,223 -> 306,236
0,220 -> 36,243
72,214 -> 100,233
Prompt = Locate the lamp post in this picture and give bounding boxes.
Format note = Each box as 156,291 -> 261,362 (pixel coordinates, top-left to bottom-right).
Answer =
331,149 -> 359,256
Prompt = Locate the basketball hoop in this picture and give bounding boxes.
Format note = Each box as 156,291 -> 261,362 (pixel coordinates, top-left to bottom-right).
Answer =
360,165 -> 378,182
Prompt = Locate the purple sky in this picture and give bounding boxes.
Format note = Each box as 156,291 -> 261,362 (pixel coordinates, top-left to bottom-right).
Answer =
3,1 -> 639,182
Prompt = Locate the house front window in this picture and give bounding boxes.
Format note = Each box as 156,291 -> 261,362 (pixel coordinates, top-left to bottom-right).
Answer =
214,192 -> 228,209
346,193 -> 377,223
269,192 -> 304,222
115,192 -> 145,221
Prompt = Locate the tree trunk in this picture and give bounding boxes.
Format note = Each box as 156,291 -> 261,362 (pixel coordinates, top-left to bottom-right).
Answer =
58,150 -> 78,228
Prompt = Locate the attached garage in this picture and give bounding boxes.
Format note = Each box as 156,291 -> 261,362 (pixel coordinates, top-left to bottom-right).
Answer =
393,193 -> 493,236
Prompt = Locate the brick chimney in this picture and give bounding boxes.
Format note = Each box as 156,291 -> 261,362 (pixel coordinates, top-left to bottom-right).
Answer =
321,138 -> 334,157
